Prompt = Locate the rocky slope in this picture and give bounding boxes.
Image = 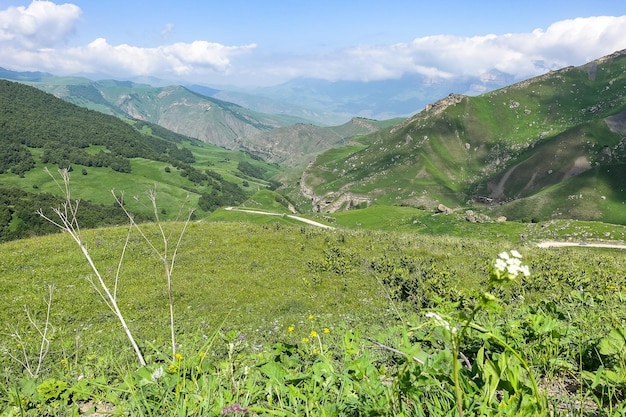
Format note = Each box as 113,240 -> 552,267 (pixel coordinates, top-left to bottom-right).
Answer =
301,49 -> 626,223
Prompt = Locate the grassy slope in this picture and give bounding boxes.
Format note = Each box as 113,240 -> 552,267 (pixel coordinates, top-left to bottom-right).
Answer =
240,117 -> 403,167
24,78 -> 310,152
0,222 -> 403,357
1,217 -> 625,371
301,51 -> 626,223
0,139 -> 282,220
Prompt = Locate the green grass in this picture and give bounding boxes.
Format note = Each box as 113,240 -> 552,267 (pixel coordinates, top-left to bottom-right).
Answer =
300,54 -> 626,224
1,157 -> 200,218
490,164 -> 626,224
0,139 -> 285,221
0,222 -> 396,354
240,189 -> 293,213
1,217 -> 626,415
2,217 -> 622,352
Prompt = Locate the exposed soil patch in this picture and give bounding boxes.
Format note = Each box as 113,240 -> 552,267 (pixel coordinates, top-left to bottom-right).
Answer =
605,110 -> 626,135
537,240 -> 626,249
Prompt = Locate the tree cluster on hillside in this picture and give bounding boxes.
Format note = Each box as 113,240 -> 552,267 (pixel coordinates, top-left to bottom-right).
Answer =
41,143 -> 131,173
0,186 -> 144,242
0,80 -> 196,175
198,170 -> 248,211
236,160 -> 266,179
0,143 -> 35,177
0,80 -> 261,226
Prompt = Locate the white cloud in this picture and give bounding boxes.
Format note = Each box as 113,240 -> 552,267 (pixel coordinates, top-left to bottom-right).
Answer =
0,0 -> 81,49
0,1 -> 256,79
256,15 -> 626,83
58,38 -> 258,78
0,2 -> 624,85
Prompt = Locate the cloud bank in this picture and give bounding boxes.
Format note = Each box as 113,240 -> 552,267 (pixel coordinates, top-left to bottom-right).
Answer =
1,1 -> 625,85
274,15 -> 626,82
0,0 -> 80,48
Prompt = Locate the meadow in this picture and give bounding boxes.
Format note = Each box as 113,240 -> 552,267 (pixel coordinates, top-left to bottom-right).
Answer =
1,196 -> 625,415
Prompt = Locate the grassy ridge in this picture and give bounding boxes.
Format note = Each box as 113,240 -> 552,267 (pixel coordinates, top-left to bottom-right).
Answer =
1,218 -> 626,415
302,51 -> 626,223
0,80 -> 286,235
0,143 -> 280,219
2,218 -> 623,355
0,222 -> 403,360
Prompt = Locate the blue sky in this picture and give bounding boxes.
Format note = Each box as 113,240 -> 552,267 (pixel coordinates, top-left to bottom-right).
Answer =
1,0 -> 625,86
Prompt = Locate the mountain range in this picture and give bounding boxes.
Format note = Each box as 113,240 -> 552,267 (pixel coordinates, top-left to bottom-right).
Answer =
299,49 -> 626,224
0,78 -> 286,241
199,71 -> 517,125
2,49 -> 626,225
0,70 -> 399,165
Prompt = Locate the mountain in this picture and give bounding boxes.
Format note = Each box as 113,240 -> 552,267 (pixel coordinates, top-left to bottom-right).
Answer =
0,80 -> 284,241
300,50 -> 626,224
240,117 -> 404,166
1,68 -> 517,167
0,67 -> 50,82
0,71 -> 411,168
199,71 -> 517,125
0,73 -> 307,150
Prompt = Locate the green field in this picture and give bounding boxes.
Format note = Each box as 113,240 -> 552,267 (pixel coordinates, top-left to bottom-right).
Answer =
1,210 -> 625,415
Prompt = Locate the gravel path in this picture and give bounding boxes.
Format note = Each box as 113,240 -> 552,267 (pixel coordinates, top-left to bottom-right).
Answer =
537,240 -> 626,249
224,207 -> 335,229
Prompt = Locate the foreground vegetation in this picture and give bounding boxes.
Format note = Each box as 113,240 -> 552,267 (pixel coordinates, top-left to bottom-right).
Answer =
1,200 -> 625,415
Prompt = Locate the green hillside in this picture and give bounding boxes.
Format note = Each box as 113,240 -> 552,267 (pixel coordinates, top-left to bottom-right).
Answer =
240,117 -> 403,166
16,76 -> 309,151
301,50 -> 626,224
1,219 -> 625,415
0,80 -> 284,242
0,71 -> 413,170
3,61 -> 626,416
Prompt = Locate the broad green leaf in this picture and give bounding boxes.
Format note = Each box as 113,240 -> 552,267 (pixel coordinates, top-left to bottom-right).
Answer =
260,361 -> 287,384
598,328 -> 626,356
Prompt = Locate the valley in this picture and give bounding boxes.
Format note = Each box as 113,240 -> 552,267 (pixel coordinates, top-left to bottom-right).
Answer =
1,49 -> 626,416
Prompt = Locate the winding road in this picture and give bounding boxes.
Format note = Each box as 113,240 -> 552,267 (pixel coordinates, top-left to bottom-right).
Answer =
224,208 -> 626,249
536,240 -> 626,249
224,207 -> 335,229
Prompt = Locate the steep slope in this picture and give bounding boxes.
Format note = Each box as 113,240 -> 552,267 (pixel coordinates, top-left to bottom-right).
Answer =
241,117 -> 402,166
0,80 -> 284,241
4,76 -> 306,150
302,50 -> 626,223
208,71 -> 516,125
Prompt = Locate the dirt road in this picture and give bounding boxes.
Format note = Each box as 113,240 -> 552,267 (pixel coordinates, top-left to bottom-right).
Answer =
537,241 -> 626,249
223,209 -> 626,246
224,207 -> 335,229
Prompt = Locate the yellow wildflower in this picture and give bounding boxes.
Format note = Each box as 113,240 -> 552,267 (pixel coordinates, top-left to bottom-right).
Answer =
323,328 -> 330,334
310,330 -> 318,338
302,337 -> 310,343
288,325 -> 295,333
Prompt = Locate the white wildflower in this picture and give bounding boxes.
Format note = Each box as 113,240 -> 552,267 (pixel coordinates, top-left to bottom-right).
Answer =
425,311 -> 457,334
151,366 -> 164,381
425,311 -> 450,330
492,250 -> 531,281
519,264 -> 530,276
494,258 -> 508,272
